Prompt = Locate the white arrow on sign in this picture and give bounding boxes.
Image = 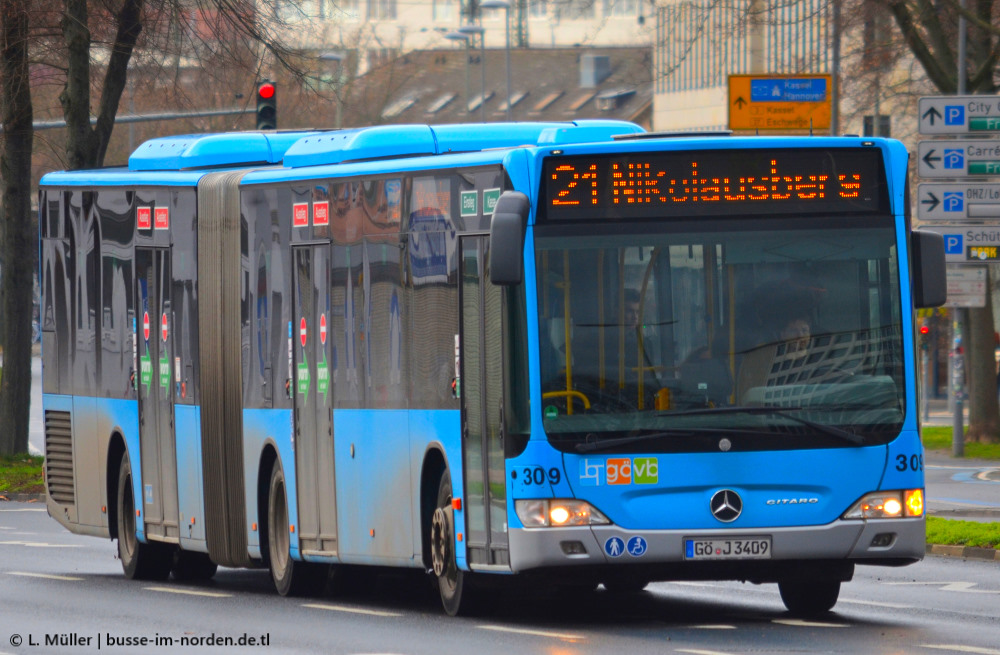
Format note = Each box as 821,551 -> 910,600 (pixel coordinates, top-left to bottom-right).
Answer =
918,140 -> 1000,178
918,183 -> 1000,220
919,95 -> 1000,135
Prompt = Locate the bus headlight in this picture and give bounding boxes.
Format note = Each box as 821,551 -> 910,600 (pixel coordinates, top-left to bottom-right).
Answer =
842,489 -> 924,519
515,499 -> 611,527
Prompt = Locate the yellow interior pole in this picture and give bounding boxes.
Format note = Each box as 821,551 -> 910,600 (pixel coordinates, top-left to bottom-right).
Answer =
563,251 -> 573,415
598,250 -> 605,390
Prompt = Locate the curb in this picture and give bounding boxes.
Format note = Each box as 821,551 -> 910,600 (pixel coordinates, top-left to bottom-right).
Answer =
0,493 -> 45,503
926,543 -> 1000,562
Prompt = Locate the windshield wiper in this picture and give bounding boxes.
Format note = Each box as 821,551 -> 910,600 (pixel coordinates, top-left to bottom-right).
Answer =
574,429 -> 699,453
658,406 -> 866,446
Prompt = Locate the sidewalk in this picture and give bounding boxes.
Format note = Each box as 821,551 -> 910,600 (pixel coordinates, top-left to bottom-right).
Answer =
922,396 -> 971,428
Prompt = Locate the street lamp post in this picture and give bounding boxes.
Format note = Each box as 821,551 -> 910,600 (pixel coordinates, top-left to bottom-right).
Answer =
320,52 -> 347,128
481,0 -> 512,121
458,24 -> 486,122
444,31 -> 472,117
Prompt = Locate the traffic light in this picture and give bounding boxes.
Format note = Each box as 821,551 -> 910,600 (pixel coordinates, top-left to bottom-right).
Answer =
919,322 -> 931,351
256,80 -> 277,130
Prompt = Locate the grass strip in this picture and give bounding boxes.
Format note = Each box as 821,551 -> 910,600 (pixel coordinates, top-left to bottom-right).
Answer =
0,453 -> 44,494
926,516 -> 1000,550
922,426 -> 1000,460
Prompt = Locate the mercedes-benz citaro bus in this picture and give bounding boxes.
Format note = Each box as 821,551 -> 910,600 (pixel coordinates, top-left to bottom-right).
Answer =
39,121 -> 945,616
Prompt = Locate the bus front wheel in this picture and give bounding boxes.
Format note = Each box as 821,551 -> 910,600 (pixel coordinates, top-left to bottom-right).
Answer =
267,465 -> 326,596
430,473 -> 475,616
116,456 -> 172,580
778,579 -> 840,616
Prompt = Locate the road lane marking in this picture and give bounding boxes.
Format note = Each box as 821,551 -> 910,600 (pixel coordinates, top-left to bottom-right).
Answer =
689,625 -> 736,630
922,646 -> 1000,655
773,619 -> 848,628
838,598 -> 915,609
302,603 -> 402,617
7,571 -> 83,581
0,508 -> 46,512
677,649 -> 739,655
885,581 -> 1000,594
477,625 -> 586,641
145,586 -> 231,598
0,541 -> 83,548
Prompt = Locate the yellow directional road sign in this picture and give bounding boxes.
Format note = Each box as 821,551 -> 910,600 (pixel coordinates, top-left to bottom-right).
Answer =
728,74 -> 832,131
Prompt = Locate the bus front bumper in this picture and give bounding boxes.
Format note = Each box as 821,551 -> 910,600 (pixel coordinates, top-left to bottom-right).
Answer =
506,518 -> 924,576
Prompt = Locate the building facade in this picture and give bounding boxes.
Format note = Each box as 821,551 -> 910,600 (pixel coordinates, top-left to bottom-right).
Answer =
652,0 -> 832,131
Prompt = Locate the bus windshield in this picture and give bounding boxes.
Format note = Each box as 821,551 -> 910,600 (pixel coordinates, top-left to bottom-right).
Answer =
535,220 -> 905,453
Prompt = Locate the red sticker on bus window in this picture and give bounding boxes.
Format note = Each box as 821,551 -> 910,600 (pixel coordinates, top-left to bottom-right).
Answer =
154,207 -> 169,230
137,207 -> 151,230
161,313 -> 169,342
142,311 -> 150,341
293,203 -> 309,227
313,201 -> 329,226
320,313 -> 327,344
299,317 -> 307,347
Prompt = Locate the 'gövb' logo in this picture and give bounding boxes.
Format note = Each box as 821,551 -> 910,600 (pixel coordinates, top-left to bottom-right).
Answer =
580,457 -> 658,486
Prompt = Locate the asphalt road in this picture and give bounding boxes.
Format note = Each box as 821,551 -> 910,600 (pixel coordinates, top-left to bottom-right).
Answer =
1,502 -> 999,655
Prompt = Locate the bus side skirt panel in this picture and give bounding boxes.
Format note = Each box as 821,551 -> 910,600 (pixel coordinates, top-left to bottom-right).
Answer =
242,409 -> 299,561
175,404 -> 208,552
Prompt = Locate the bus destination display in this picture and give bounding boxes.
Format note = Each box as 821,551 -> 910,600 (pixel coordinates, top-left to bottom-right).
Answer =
542,148 -> 886,220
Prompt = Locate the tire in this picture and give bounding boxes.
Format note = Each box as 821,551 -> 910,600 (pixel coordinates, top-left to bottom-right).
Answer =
778,579 -> 840,616
430,473 -> 476,616
266,464 -> 327,596
116,456 -> 172,581
171,551 -> 218,582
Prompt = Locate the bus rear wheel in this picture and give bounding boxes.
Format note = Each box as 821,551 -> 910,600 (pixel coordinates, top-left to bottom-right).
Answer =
778,579 -> 840,616
430,473 -> 475,616
116,456 -> 172,580
267,464 -> 326,596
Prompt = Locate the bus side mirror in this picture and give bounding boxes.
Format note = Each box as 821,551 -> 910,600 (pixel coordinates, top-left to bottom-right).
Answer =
911,229 -> 947,309
490,191 -> 529,286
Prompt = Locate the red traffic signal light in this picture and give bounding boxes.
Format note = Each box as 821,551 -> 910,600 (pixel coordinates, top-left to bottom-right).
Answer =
919,325 -> 930,335
256,81 -> 277,130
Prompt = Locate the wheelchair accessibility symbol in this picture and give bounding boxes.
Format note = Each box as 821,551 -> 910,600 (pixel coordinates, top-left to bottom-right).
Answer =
627,536 -> 648,557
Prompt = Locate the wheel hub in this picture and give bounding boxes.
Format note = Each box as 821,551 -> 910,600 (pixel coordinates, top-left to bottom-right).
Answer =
430,506 -> 451,577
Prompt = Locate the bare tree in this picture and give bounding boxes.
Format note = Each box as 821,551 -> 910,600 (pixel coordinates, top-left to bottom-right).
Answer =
888,0 -> 1000,443
0,0 -> 315,456
0,0 -> 35,455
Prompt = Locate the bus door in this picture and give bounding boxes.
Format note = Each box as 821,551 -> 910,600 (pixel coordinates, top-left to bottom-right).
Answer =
135,247 -> 180,541
459,235 -> 509,567
292,244 -> 338,554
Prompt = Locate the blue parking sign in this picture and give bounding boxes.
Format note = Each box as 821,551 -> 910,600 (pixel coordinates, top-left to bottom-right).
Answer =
944,234 -> 963,255
944,105 -> 965,125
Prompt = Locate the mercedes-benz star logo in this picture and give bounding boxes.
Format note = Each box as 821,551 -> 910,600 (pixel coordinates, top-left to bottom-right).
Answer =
710,489 -> 743,522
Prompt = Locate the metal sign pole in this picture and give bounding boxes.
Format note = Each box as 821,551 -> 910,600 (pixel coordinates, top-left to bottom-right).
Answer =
952,309 -> 966,457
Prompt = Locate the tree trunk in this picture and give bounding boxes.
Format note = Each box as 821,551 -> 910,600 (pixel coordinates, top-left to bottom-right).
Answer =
0,0 -> 35,456
966,276 -> 1000,443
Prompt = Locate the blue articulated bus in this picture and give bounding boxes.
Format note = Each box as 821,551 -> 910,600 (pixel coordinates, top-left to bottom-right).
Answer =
40,122 -> 946,616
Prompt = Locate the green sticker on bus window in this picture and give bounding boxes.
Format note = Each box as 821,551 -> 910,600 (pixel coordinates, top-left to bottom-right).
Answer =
140,354 -> 152,391
158,353 -> 170,395
483,188 -> 501,215
460,190 -> 478,217
297,361 -> 310,401
544,405 -> 558,419
317,357 -> 329,402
